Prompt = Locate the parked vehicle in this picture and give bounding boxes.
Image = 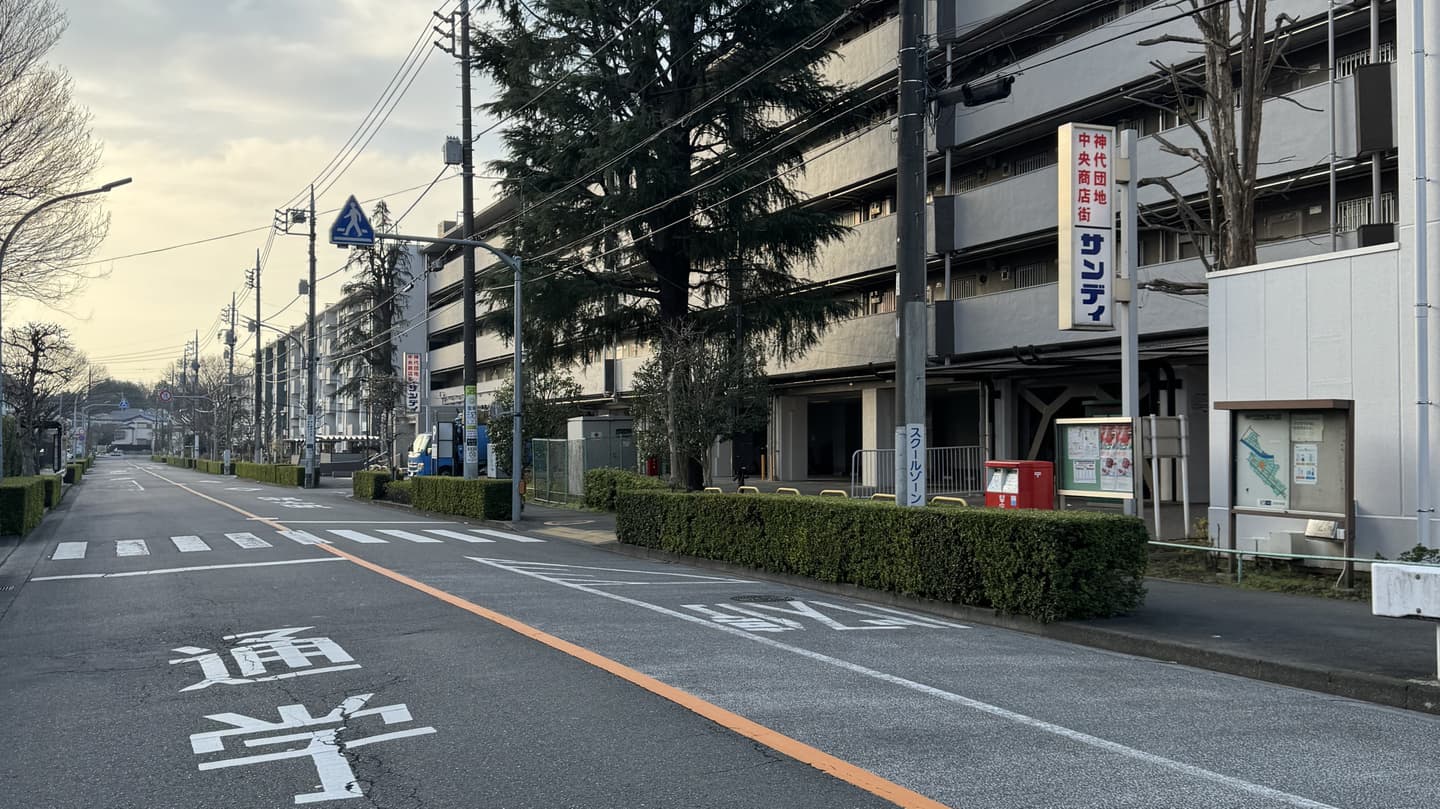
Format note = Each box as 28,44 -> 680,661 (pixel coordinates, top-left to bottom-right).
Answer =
406,419 -> 487,476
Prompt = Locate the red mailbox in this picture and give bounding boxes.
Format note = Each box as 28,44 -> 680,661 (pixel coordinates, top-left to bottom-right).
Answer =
983,460 -> 1055,510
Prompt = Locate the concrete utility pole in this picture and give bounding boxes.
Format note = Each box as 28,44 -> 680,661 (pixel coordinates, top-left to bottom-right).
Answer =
1117,130 -> 1141,517
894,0 -> 928,507
458,0 -> 481,480
305,185 -> 319,488
249,249 -> 262,463
224,293 -> 237,474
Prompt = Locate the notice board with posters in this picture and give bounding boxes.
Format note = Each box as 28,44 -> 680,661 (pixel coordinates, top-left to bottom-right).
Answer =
1055,417 -> 1138,500
1216,400 -> 1356,566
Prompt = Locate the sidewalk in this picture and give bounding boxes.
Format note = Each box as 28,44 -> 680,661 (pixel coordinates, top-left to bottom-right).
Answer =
569,511 -> 1440,714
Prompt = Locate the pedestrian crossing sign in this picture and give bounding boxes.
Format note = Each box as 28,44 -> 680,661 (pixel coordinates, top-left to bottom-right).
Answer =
329,195 -> 375,247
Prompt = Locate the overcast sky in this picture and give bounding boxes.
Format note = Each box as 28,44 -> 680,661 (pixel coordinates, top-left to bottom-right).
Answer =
9,0 -> 506,383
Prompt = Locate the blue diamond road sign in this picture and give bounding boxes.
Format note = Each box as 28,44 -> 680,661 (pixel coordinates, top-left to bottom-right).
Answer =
329,195 -> 375,247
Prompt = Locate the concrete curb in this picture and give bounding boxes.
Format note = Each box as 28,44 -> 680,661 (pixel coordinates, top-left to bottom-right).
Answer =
602,541 -> 1440,717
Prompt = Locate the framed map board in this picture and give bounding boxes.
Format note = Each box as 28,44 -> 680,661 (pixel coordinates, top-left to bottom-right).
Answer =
1055,417 -> 1139,500
1216,400 -> 1355,573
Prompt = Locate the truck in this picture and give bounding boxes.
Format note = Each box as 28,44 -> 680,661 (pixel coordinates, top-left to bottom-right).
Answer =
406,419 -> 488,476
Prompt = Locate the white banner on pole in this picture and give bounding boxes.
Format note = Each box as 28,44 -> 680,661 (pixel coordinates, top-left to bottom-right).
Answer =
1057,122 -> 1117,331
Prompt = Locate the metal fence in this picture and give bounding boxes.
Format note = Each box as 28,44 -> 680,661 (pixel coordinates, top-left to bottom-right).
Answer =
849,445 -> 985,499
530,438 -> 584,505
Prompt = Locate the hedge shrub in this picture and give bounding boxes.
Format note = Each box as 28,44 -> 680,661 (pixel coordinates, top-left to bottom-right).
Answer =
615,492 -> 1148,622
64,462 -> 84,484
582,468 -> 671,511
165,456 -> 195,469
353,471 -> 390,500
411,476 -> 512,520
194,459 -> 226,474
234,462 -> 305,486
42,475 -> 62,508
383,478 -> 413,505
0,476 -> 47,536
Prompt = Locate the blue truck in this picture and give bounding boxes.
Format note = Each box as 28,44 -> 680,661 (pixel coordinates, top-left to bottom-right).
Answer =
406,419 -> 488,476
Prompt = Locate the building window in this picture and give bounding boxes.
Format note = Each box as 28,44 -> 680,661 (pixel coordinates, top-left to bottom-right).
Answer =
1337,191 -> 1397,231
1013,262 -> 1055,289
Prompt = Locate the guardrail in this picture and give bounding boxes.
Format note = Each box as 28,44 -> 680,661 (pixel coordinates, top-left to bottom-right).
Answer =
849,445 -> 984,499
1147,539 -> 1440,584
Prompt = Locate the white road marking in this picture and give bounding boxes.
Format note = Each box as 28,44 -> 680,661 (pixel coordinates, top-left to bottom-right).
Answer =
470,528 -> 545,543
327,529 -> 388,544
171,536 -> 212,553
280,520 -> 453,525
376,529 -> 444,544
225,533 -> 272,549
467,556 -> 1342,809
423,529 -> 494,543
279,530 -> 329,545
130,479 -> 145,491
30,558 -> 345,581
116,540 -> 150,557
52,542 -> 87,560
473,558 -> 754,585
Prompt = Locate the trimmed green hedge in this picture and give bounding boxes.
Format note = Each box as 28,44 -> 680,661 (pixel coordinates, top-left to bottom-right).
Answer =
0,476 -> 47,536
411,476 -> 512,520
64,462 -> 84,484
195,459 -> 226,474
583,468 -> 671,511
383,478 -> 413,505
234,462 -> 305,486
165,456 -> 195,469
42,475 -> 62,508
353,471 -> 390,500
615,492 -> 1148,623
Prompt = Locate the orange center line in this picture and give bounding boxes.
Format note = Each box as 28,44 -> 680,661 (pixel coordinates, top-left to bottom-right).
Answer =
139,464 -> 953,809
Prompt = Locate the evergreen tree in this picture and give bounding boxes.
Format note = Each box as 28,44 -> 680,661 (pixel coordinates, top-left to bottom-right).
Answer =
333,201 -> 413,463
470,0 -> 861,365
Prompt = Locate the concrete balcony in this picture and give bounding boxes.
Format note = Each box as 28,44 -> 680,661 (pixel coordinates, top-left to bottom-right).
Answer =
935,234 -> 1351,358
428,330 -> 512,374
804,206 -> 936,284
794,123 -> 934,200
775,312 -> 895,378
939,0 -> 1330,150
430,300 -> 463,335
935,79 -> 1354,253
825,16 -> 896,89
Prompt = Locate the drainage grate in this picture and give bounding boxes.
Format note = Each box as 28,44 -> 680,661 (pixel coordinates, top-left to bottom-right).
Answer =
730,594 -> 797,604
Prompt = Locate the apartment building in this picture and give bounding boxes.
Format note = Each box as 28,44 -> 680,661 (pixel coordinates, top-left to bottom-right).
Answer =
424,0 -> 1396,493
258,245 -> 427,458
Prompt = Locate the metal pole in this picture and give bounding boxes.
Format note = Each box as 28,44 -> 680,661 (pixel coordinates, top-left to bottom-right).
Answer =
253,249 -> 263,464
1329,0 -> 1338,251
1180,412 -> 1192,538
1118,129 -> 1141,517
1148,414 -> 1162,538
895,0 -> 928,507
1372,0 -> 1384,218
1413,0 -> 1433,548
512,256 -> 523,521
306,184 -> 318,488
459,0 -> 480,480
226,293 -> 236,473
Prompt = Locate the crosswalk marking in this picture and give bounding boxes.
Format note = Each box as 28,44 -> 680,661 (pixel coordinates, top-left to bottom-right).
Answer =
472,528 -> 546,543
423,529 -> 494,543
328,529 -> 388,544
171,536 -> 211,553
225,533 -> 272,549
45,524 -> 545,560
377,529 -> 444,544
278,530 -> 329,545
52,542 -> 87,560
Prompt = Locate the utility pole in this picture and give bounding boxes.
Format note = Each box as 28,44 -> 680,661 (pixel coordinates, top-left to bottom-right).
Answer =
305,185 -> 319,488
224,293 -> 237,474
248,249 -> 262,463
894,0 -> 928,507
190,333 -> 199,460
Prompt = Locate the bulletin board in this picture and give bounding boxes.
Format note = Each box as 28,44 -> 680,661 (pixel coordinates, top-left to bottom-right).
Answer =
1217,400 -> 1355,571
1055,417 -> 1139,500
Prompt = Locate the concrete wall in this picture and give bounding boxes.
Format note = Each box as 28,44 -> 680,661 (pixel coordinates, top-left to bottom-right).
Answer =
1207,244 -> 1411,557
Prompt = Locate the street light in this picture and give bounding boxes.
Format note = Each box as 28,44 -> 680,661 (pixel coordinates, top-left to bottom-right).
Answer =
0,178 -> 132,481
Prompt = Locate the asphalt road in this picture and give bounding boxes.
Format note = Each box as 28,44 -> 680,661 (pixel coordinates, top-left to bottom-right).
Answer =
2,457 -> 1438,809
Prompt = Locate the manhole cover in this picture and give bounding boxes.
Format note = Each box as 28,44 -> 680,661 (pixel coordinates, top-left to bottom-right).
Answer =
731,594 -> 797,604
